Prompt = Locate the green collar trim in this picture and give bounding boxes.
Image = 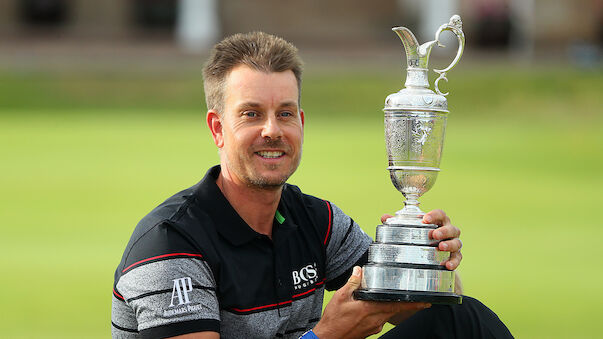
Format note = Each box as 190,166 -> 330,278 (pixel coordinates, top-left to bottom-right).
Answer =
275,210 -> 285,224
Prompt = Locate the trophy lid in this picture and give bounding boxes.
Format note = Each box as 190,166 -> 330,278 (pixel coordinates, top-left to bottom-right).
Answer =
384,15 -> 465,113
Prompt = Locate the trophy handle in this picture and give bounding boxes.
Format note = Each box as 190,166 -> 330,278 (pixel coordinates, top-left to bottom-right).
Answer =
433,15 -> 465,96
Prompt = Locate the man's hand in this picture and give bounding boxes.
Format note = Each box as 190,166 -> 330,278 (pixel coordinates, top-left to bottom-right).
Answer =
312,267 -> 430,339
381,209 -> 462,270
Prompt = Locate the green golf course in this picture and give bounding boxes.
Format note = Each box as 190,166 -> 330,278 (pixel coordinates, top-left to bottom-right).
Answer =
1,63 -> 601,338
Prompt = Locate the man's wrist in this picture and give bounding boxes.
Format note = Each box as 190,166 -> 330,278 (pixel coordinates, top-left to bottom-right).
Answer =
299,329 -> 320,339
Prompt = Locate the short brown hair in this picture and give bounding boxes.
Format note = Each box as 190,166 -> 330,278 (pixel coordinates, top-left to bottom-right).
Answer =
203,31 -> 304,113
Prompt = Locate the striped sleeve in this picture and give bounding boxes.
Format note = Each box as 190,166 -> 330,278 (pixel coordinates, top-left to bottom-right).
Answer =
112,256 -> 220,337
323,202 -> 372,286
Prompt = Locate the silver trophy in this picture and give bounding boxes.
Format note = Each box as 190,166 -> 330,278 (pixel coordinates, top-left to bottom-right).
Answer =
355,15 -> 465,304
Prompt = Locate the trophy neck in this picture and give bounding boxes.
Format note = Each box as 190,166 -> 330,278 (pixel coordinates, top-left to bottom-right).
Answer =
392,26 -> 438,92
385,193 -> 426,226
402,193 -> 423,215
404,68 -> 430,89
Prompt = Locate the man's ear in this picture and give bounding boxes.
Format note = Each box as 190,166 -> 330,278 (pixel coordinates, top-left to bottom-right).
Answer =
206,110 -> 224,148
300,109 -> 305,127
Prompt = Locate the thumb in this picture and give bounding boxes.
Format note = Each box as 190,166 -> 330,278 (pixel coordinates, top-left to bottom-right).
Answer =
381,214 -> 393,224
340,266 -> 362,296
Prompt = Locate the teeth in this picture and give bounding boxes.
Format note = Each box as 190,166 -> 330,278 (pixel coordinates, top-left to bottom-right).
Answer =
257,151 -> 284,158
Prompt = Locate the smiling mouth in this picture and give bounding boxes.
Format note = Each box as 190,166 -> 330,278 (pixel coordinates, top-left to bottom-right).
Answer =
256,151 -> 285,158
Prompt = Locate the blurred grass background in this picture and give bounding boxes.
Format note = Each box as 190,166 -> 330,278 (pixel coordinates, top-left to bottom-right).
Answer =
1,60 -> 602,338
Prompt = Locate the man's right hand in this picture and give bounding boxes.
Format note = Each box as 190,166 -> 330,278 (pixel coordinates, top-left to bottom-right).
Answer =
312,266 -> 431,339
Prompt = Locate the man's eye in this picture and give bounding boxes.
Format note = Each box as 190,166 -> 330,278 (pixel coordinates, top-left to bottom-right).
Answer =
243,111 -> 257,117
279,111 -> 293,117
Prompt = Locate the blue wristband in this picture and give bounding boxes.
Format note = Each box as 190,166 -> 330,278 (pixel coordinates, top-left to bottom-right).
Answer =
299,329 -> 319,339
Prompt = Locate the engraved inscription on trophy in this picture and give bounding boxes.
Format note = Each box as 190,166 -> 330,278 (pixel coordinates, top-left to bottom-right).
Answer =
354,15 -> 466,304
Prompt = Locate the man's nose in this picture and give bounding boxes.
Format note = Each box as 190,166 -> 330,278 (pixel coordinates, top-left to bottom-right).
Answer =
261,115 -> 283,139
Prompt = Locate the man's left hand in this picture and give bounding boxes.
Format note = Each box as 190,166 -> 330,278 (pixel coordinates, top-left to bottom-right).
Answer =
380,209 -> 462,270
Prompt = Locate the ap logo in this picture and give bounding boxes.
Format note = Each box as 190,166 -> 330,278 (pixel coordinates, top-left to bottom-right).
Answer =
169,277 -> 193,307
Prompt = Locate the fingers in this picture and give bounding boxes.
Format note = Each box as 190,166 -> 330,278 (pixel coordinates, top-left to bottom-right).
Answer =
437,237 -> 462,270
358,301 -> 431,335
380,214 -> 393,224
357,302 -> 429,331
431,224 -> 460,241
437,237 -> 462,252
392,302 -> 431,313
439,238 -> 462,270
365,300 -> 431,314
323,265 -> 432,339
445,250 -> 463,270
424,209 -> 463,270
423,209 -> 450,226
339,266 -> 362,297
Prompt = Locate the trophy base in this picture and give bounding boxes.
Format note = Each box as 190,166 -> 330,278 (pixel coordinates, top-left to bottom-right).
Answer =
354,289 -> 462,304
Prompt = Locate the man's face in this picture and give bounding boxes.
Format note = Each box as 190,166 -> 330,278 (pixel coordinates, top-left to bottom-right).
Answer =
210,64 -> 304,189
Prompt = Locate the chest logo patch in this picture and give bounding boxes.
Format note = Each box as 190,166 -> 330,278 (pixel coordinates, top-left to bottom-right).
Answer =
292,263 -> 318,290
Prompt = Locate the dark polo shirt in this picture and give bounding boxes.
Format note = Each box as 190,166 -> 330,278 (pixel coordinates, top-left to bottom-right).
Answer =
111,165 -> 371,338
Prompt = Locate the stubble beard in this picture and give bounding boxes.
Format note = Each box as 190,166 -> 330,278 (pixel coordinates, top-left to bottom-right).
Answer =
224,147 -> 302,191
246,159 -> 299,190
244,154 -> 301,190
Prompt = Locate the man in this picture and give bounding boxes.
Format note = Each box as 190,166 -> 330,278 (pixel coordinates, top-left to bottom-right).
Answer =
112,32 -> 512,338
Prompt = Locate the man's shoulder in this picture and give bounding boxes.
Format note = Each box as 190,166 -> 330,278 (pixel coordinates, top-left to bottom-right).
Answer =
133,166 -> 220,237
115,182 -> 211,275
133,184 -> 199,239
111,182 -> 219,337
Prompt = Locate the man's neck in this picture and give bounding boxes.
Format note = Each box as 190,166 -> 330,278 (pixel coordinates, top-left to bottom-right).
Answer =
216,170 -> 282,239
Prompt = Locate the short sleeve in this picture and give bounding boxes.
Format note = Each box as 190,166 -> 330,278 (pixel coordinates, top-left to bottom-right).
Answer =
113,256 -> 220,338
324,202 -> 372,289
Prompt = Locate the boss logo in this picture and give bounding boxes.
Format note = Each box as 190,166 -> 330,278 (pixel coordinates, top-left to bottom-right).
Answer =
292,263 -> 318,290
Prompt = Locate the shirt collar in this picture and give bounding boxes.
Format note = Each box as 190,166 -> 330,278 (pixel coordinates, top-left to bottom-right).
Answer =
194,165 -> 297,246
